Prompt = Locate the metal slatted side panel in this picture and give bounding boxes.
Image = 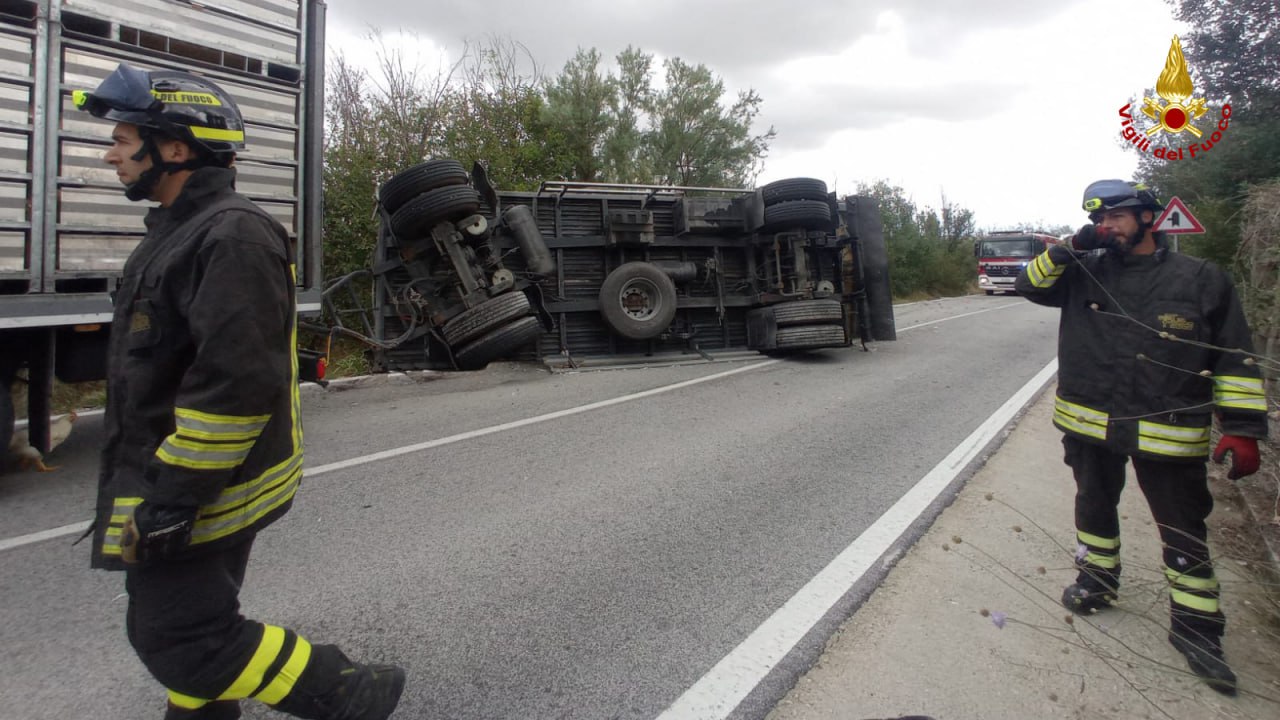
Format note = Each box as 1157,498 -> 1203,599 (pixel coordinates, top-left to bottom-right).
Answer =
649,198 -> 676,236
53,1 -> 304,276
558,200 -> 604,236
557,247 -> 606,299
64,0 -> 300,63
0,26 -> 32,276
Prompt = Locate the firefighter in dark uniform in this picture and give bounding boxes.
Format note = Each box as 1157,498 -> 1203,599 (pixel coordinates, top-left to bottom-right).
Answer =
1016,179 -> 1268,695
77,64 -> 405,719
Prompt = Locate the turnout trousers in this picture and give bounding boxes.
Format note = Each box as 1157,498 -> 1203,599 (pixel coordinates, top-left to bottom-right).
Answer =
1063,435 -> 1226,643
125,537 -> 365,719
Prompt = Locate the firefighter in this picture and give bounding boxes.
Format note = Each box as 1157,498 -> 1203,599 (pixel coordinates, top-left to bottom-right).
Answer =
77,64 -> 405,719
1015,179 -> 1268,695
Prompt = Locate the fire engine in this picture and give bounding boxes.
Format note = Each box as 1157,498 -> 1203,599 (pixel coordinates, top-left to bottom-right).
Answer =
974,231 -> 1060,295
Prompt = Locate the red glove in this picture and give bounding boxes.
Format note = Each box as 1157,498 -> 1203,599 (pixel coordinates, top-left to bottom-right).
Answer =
1212,435 -> 1260,480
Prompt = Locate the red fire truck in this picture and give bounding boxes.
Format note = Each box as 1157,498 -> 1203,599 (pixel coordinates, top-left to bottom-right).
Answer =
974,231 -> 1060,295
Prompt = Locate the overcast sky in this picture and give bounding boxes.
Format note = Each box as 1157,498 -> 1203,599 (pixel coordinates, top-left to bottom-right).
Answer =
324,0 -> 1189,231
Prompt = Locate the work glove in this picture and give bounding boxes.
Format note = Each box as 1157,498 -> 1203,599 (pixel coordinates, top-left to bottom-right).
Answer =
121,502 -> 198,564
1069,224 -> 1117,251
1211,435 -> 1260,480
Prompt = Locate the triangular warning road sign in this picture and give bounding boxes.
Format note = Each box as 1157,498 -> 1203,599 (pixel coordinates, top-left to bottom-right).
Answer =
1153,196 -> 1205,234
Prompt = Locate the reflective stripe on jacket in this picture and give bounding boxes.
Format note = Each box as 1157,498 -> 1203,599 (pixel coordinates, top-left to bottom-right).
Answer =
92,168 -> 302,570
1016,240 -> 1267,460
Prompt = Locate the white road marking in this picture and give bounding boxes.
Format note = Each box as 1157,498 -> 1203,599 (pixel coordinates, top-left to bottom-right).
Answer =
14,407 -> 105,431
0,520 -> 91,553
0,360 -> 776,552
303,360 -> 780,478
897,301 -> 1023,332
0,301 -> 1037,555
654,357 -> 1058,720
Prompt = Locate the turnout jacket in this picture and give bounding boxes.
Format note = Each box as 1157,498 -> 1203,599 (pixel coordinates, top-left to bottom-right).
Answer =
1015,239 -> 1267,461
92,168 -> 303,570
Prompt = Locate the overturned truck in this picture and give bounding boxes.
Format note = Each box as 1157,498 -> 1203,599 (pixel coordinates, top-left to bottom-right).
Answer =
334,162 -> 896,371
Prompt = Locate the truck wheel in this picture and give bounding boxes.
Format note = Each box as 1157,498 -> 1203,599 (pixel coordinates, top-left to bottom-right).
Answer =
379,159 -> 470,214
762,200 -> 832,231
775,324 -> 846,350
761,177 -> 828,205
598,262 -> 678,340
985,290 -> 995,296
442,292 -> 532,347
771,299 -> 843,327
455,316 -> 543,370
390,185 -> 482,240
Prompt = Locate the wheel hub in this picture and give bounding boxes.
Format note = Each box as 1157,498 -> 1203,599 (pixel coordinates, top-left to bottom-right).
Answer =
620,280 -> 660,320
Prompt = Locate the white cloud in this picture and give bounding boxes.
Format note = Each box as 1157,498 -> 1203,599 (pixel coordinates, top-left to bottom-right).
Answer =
323,0 -> 1191,230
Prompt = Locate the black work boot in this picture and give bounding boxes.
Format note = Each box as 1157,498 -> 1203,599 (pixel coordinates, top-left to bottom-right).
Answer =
273,645 -> 405,720
1168,632 -> 1237,695
164,701 -> 241,719
1061,582 -> 1116,615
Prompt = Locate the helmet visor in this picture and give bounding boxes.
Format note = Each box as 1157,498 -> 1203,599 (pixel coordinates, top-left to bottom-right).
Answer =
1082,179 -> 1139,212
72,64 -> 160,118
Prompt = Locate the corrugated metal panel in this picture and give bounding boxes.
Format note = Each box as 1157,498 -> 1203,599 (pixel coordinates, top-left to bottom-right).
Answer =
61,140 -> 116,186
0,230 -> 24,271
559,200 -> 604,236
258,200 -> 295,233
0,81 -> 29,130
650,199 -> 676,236
558,248 -> 605,299
61,142 -> 295,204
0,131 -> 28,175
0,30 -> 33,78
63,0 -> 300,64
60,187 -> 148,230
160,0 -> 300,30
0,179 -> 25,221
234,160 -> 295,200
57,233 -> 142,272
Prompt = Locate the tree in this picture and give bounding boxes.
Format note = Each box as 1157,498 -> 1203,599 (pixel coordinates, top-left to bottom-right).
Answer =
443,37 -> 572,190
1165,0 -> 1280,105
540,47 -> 772,187
1132,3 -> 1280,271
858,182 -> 975,298
937,192 -> 977,252
602,46 -> 653,183
642,58 -> 775,188
542,48 -> 613,182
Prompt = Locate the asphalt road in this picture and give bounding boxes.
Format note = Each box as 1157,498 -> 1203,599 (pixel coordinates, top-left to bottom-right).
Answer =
0,294 -> 1059,720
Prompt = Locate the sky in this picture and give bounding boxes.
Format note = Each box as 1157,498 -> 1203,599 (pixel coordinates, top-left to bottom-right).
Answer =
323,0 -> 1189,232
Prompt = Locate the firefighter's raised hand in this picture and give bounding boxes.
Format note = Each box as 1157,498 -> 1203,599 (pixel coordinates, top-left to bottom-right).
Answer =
1212,435 -> 1260,480
1070,224 -> 1116,251
121,502 -> 197,564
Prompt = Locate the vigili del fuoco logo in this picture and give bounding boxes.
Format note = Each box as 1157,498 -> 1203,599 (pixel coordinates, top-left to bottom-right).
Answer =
1117,35 -> 1230,161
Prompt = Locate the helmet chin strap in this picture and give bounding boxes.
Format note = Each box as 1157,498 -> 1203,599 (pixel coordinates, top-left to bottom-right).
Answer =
123,135 -> 165,202
122,130 -> 210,202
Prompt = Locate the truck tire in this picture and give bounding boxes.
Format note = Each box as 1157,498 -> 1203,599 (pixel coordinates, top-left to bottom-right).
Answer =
763,200 -> 832,231
455,316 -> 542,370
761,178 -> 828,205
390,185 -> 482,240
598,262 -> 678,340
379,159 -> 470,214
442,291 -> 532,348
771,299 -> 843,327
775,324 -> 846,350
